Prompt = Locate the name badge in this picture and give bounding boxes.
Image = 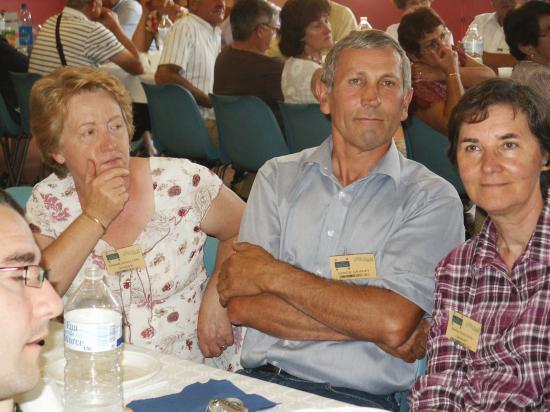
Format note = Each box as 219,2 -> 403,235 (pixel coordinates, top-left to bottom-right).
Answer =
102,245 -> 146,274
329,253 -> 377,280
445,310 -> 481,352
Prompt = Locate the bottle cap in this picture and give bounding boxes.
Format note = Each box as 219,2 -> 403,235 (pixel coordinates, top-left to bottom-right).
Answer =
85,267 -> 103,280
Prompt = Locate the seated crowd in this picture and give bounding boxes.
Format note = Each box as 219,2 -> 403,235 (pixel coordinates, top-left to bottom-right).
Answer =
1,1 -> 549,411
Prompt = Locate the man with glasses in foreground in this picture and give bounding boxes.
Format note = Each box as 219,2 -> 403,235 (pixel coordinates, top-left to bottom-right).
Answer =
0,190 -> 63,412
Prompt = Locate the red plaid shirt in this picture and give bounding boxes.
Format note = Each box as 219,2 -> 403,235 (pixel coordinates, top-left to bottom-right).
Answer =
410,193 -> 550,411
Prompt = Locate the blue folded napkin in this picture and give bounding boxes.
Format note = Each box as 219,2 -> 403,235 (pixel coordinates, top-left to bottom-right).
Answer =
127,379 -> 277,412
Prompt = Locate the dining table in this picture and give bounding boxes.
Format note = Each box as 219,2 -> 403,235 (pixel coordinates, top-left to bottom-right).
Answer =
17,321 -> 381,412
101,51 -> 160,104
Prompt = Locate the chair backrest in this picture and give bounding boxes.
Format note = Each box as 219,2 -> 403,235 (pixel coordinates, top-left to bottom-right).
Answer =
141,82 -> 221,163
404,115 -> 465,195
0,94 -> 22,137
395,355 -> 427,412
5,186 -> 33,209
278,102 -> 332,153
9,72 -> 42,137
210,94 -> 289,172
203,235 -> 219,277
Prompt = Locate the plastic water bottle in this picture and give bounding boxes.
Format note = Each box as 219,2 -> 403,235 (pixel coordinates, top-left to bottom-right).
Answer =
0,11 -> 5,33
18,3 -> 33,54
156,14 -> 173,51
64,267 -> 123,412
462,23 -> 483,63
359,16 -> 372,30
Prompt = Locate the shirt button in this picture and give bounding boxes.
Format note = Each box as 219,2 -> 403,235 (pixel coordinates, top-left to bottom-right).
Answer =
327,229 -> 335,237
338,191 -> 345,199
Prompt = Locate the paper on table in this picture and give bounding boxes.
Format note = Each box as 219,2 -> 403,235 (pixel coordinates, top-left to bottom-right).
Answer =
127,379 -> 277,412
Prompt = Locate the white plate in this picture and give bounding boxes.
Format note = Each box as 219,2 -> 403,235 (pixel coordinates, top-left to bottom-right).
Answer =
45,350 -> 161,390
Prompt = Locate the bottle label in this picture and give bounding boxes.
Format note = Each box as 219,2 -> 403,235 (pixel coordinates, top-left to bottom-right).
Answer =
19,25 -> 32,46
64,308 -> 122,352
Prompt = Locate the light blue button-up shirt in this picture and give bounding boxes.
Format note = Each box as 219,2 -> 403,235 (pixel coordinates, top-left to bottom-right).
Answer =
238,137 -> 465,395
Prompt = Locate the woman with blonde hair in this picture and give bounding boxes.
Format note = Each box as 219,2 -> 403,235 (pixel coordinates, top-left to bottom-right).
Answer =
27,67 -> 244,368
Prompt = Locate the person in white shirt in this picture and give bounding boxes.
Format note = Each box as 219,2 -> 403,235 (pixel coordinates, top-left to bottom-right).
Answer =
155,0 -> 225,119
104,0 -> 143,37
0,190 -> 63,412
465,0 -> 518,71
29,0 -> 143,76
386,0 -> 435,41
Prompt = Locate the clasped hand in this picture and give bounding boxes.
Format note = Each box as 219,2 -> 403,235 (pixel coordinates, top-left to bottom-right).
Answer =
217,242 -> 278,307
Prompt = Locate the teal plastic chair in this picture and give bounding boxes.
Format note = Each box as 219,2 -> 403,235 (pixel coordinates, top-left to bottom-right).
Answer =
5,186 -> 33,209
278,102 -> 332,153
203,236 -> 219,277
9,72 -> 42,185
0,94 -> 23,186
404,115 -> 465,196
141,83 -> 223,164
210,94 -> 289,172
395,355 -> 427,412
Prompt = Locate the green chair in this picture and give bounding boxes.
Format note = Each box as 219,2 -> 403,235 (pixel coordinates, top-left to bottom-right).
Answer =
141,83 -> 223,164
404,115 -> 465,196
0,94 -> 22,187
5,186 -> 33,209
203,235 -> 219,277
210,94 -> 289,172
9,72 -> 42,186
278,102 -> 332,153
395,355 -> 427,412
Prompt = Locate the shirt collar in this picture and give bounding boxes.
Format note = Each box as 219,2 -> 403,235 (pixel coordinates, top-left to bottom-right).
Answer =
189,13 -> 221,34
303,136 -> 402,188
64,6 -> 89,20
473,189 -> 550,269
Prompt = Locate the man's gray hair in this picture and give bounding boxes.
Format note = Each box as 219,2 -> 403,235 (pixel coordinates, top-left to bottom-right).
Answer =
321,29 -> 412,95
231,0 -> 276,41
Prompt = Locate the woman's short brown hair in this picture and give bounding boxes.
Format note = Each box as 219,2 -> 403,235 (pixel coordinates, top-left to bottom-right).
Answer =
279,0 -> 331,58
30,67 -> 134,178
397,6 -> 444,57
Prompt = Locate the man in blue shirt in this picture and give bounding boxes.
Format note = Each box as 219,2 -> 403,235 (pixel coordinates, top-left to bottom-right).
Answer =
214,30 -> 465,410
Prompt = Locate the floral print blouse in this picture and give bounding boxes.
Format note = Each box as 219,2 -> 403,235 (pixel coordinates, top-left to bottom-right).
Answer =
26,157 -> 242,370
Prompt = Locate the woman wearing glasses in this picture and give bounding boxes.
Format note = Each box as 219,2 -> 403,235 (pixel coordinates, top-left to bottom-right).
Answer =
398,7 -> 494,135
505,1 -> 550,102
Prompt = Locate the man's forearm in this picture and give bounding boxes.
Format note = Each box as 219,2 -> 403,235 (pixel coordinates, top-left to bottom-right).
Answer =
110,24 -> 140,58
261,261 -> 424,347
227,294 -> 351,341
155,65 -> 211,107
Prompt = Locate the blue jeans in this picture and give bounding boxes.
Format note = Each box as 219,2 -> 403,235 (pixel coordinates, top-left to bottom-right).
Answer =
237,368 -> 399,411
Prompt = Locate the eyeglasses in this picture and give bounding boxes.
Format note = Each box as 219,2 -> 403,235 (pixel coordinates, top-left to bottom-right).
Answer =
260,22 -> 279,33
0,265 -> 49,288
420,28 -> 451,54
539,26 -> 550,38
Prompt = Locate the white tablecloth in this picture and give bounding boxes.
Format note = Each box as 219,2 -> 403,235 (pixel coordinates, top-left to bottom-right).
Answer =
24,322 -> 370,411
101,52 -> 159,104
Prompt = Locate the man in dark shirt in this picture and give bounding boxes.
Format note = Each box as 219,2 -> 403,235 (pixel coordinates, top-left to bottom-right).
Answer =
213,0 -> 284,124
0,37 -> 28,122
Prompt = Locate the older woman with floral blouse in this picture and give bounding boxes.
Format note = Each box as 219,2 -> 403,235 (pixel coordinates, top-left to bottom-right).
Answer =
26,67 -> 244,369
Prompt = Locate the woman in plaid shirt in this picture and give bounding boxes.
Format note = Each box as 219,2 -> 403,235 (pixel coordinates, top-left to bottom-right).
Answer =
410,78 -> 550,411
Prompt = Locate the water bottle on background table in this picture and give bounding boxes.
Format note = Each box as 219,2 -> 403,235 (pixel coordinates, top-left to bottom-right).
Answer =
359,16 -> 372,30
18,3 -> 32,55
156,14 -> 172,51
462,23 -> 483,63
64,267 -> 123,412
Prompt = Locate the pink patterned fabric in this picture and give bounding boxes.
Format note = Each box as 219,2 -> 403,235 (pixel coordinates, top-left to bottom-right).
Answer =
410,191 -> 550,410
26,157 -> 242,370
412,46 -> 467,112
